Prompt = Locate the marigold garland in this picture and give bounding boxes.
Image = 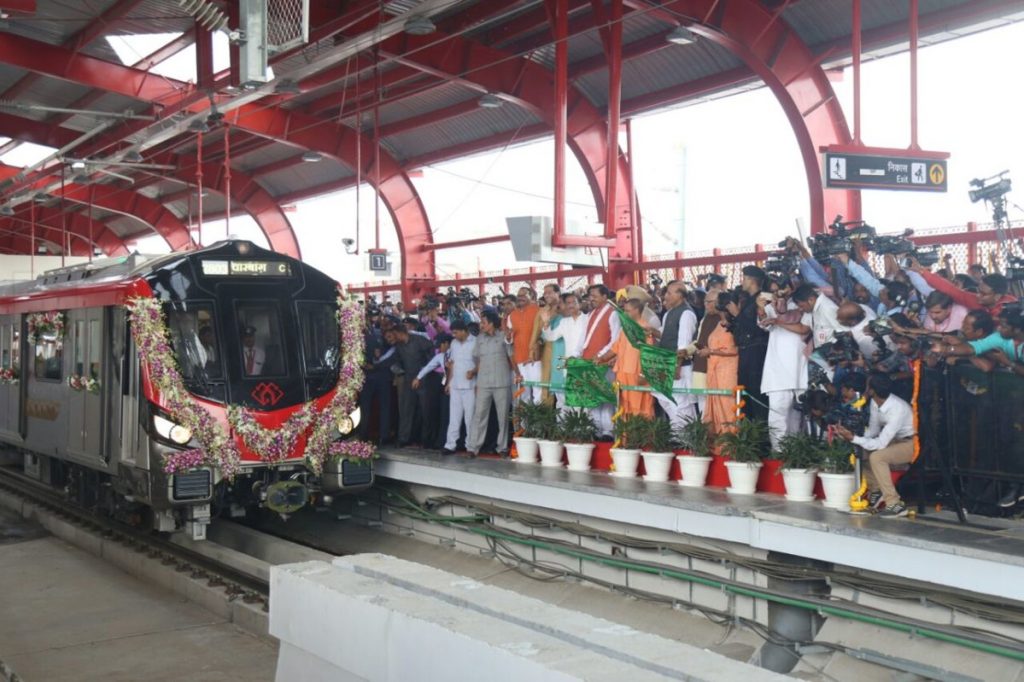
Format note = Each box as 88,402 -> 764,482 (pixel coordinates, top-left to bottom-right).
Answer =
125,288 -> 375,479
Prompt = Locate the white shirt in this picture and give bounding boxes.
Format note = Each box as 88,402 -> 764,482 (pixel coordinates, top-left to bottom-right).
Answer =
243,345 -> 266,375
844,318 -> 884,361
543,313 -> 588,360
415,351 -> 446,382
446,336 -> 477,390
760,302 -> 808,393
852,394 -> 916,452
809,294 -> 842,348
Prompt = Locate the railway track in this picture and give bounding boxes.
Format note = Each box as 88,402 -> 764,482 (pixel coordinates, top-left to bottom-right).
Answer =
0,465 -> 269,607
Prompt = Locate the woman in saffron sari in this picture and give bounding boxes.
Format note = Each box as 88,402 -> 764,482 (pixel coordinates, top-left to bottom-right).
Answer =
698,291 -> 739,435
598,299 -> 658,417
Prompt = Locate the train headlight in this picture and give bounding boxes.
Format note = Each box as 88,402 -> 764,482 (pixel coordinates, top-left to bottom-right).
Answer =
154,414 -> 193,445
337,407 -> 361,435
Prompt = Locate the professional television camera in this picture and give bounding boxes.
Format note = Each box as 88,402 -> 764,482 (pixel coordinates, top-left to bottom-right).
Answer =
969,171 -> 1012,227
763,252 -> 800,281
807,215 -> 877,261
819,331 -> 861,366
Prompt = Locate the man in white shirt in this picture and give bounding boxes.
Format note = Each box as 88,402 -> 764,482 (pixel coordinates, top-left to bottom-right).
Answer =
791,284 -> 842,349
836,373 -> 916,518
835,302 -> 883,360
241,326 -> 266,376
442,321 -> 476,454
541,292 -> 587,409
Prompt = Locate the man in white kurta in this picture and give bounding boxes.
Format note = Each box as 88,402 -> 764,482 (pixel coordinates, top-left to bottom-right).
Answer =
758,293 -> 811,450
541,292 -> 587,410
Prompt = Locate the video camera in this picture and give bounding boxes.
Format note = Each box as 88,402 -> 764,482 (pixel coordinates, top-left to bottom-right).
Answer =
807,215 -> 877,261
819,331 -> 861,365
763,251 -> 800,279
1008,257 -> 1024,282
969,172 -> 1012,204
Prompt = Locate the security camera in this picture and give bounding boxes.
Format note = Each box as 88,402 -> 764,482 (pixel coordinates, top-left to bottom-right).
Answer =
342,238 -> 355,247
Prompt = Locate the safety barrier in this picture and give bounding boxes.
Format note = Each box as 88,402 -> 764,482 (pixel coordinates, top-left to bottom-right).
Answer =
348,219 -> 1023,305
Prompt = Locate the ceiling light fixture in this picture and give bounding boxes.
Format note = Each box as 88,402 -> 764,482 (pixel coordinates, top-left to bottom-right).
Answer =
0,205 -> 13,216
477,93 -> 503,109
33,192 -> 49,202
188,119 -> 210,133
70,160 -> 86,170
404,16 -> 436,36
302,150 -> 323,163
123,150 -> 143,163
666,26 -> 697,45
276,80 -> 301,95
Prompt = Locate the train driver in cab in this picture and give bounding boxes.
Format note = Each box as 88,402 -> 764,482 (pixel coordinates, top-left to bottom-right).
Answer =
241,325 -> 266,376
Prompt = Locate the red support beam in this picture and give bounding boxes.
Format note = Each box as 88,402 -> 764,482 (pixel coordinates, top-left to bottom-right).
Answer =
420,235 -> 510,251
0,32 -> 190,104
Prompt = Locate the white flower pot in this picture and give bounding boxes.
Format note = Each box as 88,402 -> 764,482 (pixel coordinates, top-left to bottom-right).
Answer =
641,451 -> 675,482
819,472 -> 857,511
677,455 -> 712,488
513,437 -> 539,463
609,448 -> 641,478
781,468 -> 818,502
564,443 -> 595,471
725,461 -> 762,495
537,440 -> 564,467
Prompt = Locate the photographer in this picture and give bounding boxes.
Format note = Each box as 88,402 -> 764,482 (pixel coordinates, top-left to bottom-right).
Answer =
911,265 -> 1017,317
920,290 -> 968,333
834,252 -> 911,317
791,283 -> 842,349
835,373 -> 916,518
936,305 -> 1024,376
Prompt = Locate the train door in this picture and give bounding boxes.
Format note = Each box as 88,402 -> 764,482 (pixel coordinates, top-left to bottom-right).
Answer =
0,315 -> 23,440
66,308 -> 105,459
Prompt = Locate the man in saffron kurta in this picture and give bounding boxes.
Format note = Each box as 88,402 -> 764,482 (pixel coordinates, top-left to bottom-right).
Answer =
598,299 -> 656,417
581,284 -> 621,437
507,287 -> 540,402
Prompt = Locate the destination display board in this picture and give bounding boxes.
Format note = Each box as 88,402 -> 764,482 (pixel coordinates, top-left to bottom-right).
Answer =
824,152 -> 947,192
201,260 -> 293,277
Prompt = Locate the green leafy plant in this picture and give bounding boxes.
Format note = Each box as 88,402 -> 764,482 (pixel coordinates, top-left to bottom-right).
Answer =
773,432 -> 824,471
532,401 -> 560,441
674,417 -> 713,458
714,418 -> 770,463
819,438 -> 856,474
513,400 -> 542,439
613,414 -> 647,450
558,408 -> 598,444
640,417 -> 674,453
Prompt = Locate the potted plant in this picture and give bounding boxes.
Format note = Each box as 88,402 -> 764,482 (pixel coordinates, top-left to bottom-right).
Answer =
674,417 -> 713,488
534,402 -> 564,467
640,417 -> 675,482
512,400 -> 541,463
818,438 -> 857,511
559,408 -> 598,471
774,432 -> 823,502
609,414 -> 645,478
716,418 -> 770,494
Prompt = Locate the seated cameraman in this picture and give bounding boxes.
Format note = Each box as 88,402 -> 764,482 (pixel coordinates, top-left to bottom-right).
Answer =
835,373 -> 916,518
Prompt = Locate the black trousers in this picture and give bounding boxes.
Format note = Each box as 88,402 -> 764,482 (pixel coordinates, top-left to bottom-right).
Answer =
397,376 -> 421,444
739,344 -> 769,422
419,372 -> 443,448
358,375 -> 393,446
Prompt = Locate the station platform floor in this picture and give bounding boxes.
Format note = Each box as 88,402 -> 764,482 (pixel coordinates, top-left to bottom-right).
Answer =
375,448 -> 1024,604
0,508 -> 277,682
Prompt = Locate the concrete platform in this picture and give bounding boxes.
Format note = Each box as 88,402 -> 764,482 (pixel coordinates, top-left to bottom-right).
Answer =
376,448 -> 1024,603
0,509 -> 277,682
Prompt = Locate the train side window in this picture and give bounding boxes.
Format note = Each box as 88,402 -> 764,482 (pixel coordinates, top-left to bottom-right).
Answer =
297,303 -> 338,373
236,304 -> 284,377
88,319 -> 102,380
33,327 -> 63,382
165,303 -> 221,381
74,320 -> 86,376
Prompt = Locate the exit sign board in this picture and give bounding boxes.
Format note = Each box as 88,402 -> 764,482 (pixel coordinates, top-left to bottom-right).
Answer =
824,152 -> 947,192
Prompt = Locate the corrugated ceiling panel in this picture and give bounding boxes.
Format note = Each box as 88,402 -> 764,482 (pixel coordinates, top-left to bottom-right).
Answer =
373,81 -> 479,128
0,0 -> 112,46
574,39 -> 743,108
382,104 -> 542,162
234,143 -> 305,173
783,0 -> 972,50
259,160 -> 353,198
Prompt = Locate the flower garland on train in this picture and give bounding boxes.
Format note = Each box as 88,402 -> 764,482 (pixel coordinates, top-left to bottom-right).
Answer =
126,288 -> 375,479
27,311 -> 65,343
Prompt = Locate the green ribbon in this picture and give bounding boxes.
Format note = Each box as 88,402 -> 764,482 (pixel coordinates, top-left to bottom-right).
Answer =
615,308 -> 679,404
564,357 -> 616,408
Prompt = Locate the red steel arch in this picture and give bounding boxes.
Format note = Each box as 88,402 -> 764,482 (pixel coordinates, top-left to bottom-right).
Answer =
653,0 -> 860,233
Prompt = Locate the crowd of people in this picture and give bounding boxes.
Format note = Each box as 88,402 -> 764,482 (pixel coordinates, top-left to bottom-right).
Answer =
358,234 -> 1023,517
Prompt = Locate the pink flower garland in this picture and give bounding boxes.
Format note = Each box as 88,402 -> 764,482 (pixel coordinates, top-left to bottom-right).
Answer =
27,311 -> 65,343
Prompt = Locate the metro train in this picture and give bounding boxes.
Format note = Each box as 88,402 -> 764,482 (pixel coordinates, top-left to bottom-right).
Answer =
0,240 -> 371,540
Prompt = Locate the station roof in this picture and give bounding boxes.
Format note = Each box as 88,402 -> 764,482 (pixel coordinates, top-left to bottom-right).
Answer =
0,0 -> 1020,256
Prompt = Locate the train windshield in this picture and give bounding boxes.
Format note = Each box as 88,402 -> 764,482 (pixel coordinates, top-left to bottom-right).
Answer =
165,303 -> 222,383
297,302 -> 339,375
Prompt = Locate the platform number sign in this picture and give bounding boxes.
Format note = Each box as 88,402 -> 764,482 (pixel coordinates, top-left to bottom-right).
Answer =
369,251 -> 388,272
824,152 -> 948,192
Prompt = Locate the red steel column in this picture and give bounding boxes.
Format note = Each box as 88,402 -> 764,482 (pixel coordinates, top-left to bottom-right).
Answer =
852,0 -> 862,145
909,0 -> 920,150
552,0 -> 569,245
604,0 -> 622,241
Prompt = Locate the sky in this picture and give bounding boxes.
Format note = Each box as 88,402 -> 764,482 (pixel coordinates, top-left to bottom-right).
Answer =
41,18 -> 1024,287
